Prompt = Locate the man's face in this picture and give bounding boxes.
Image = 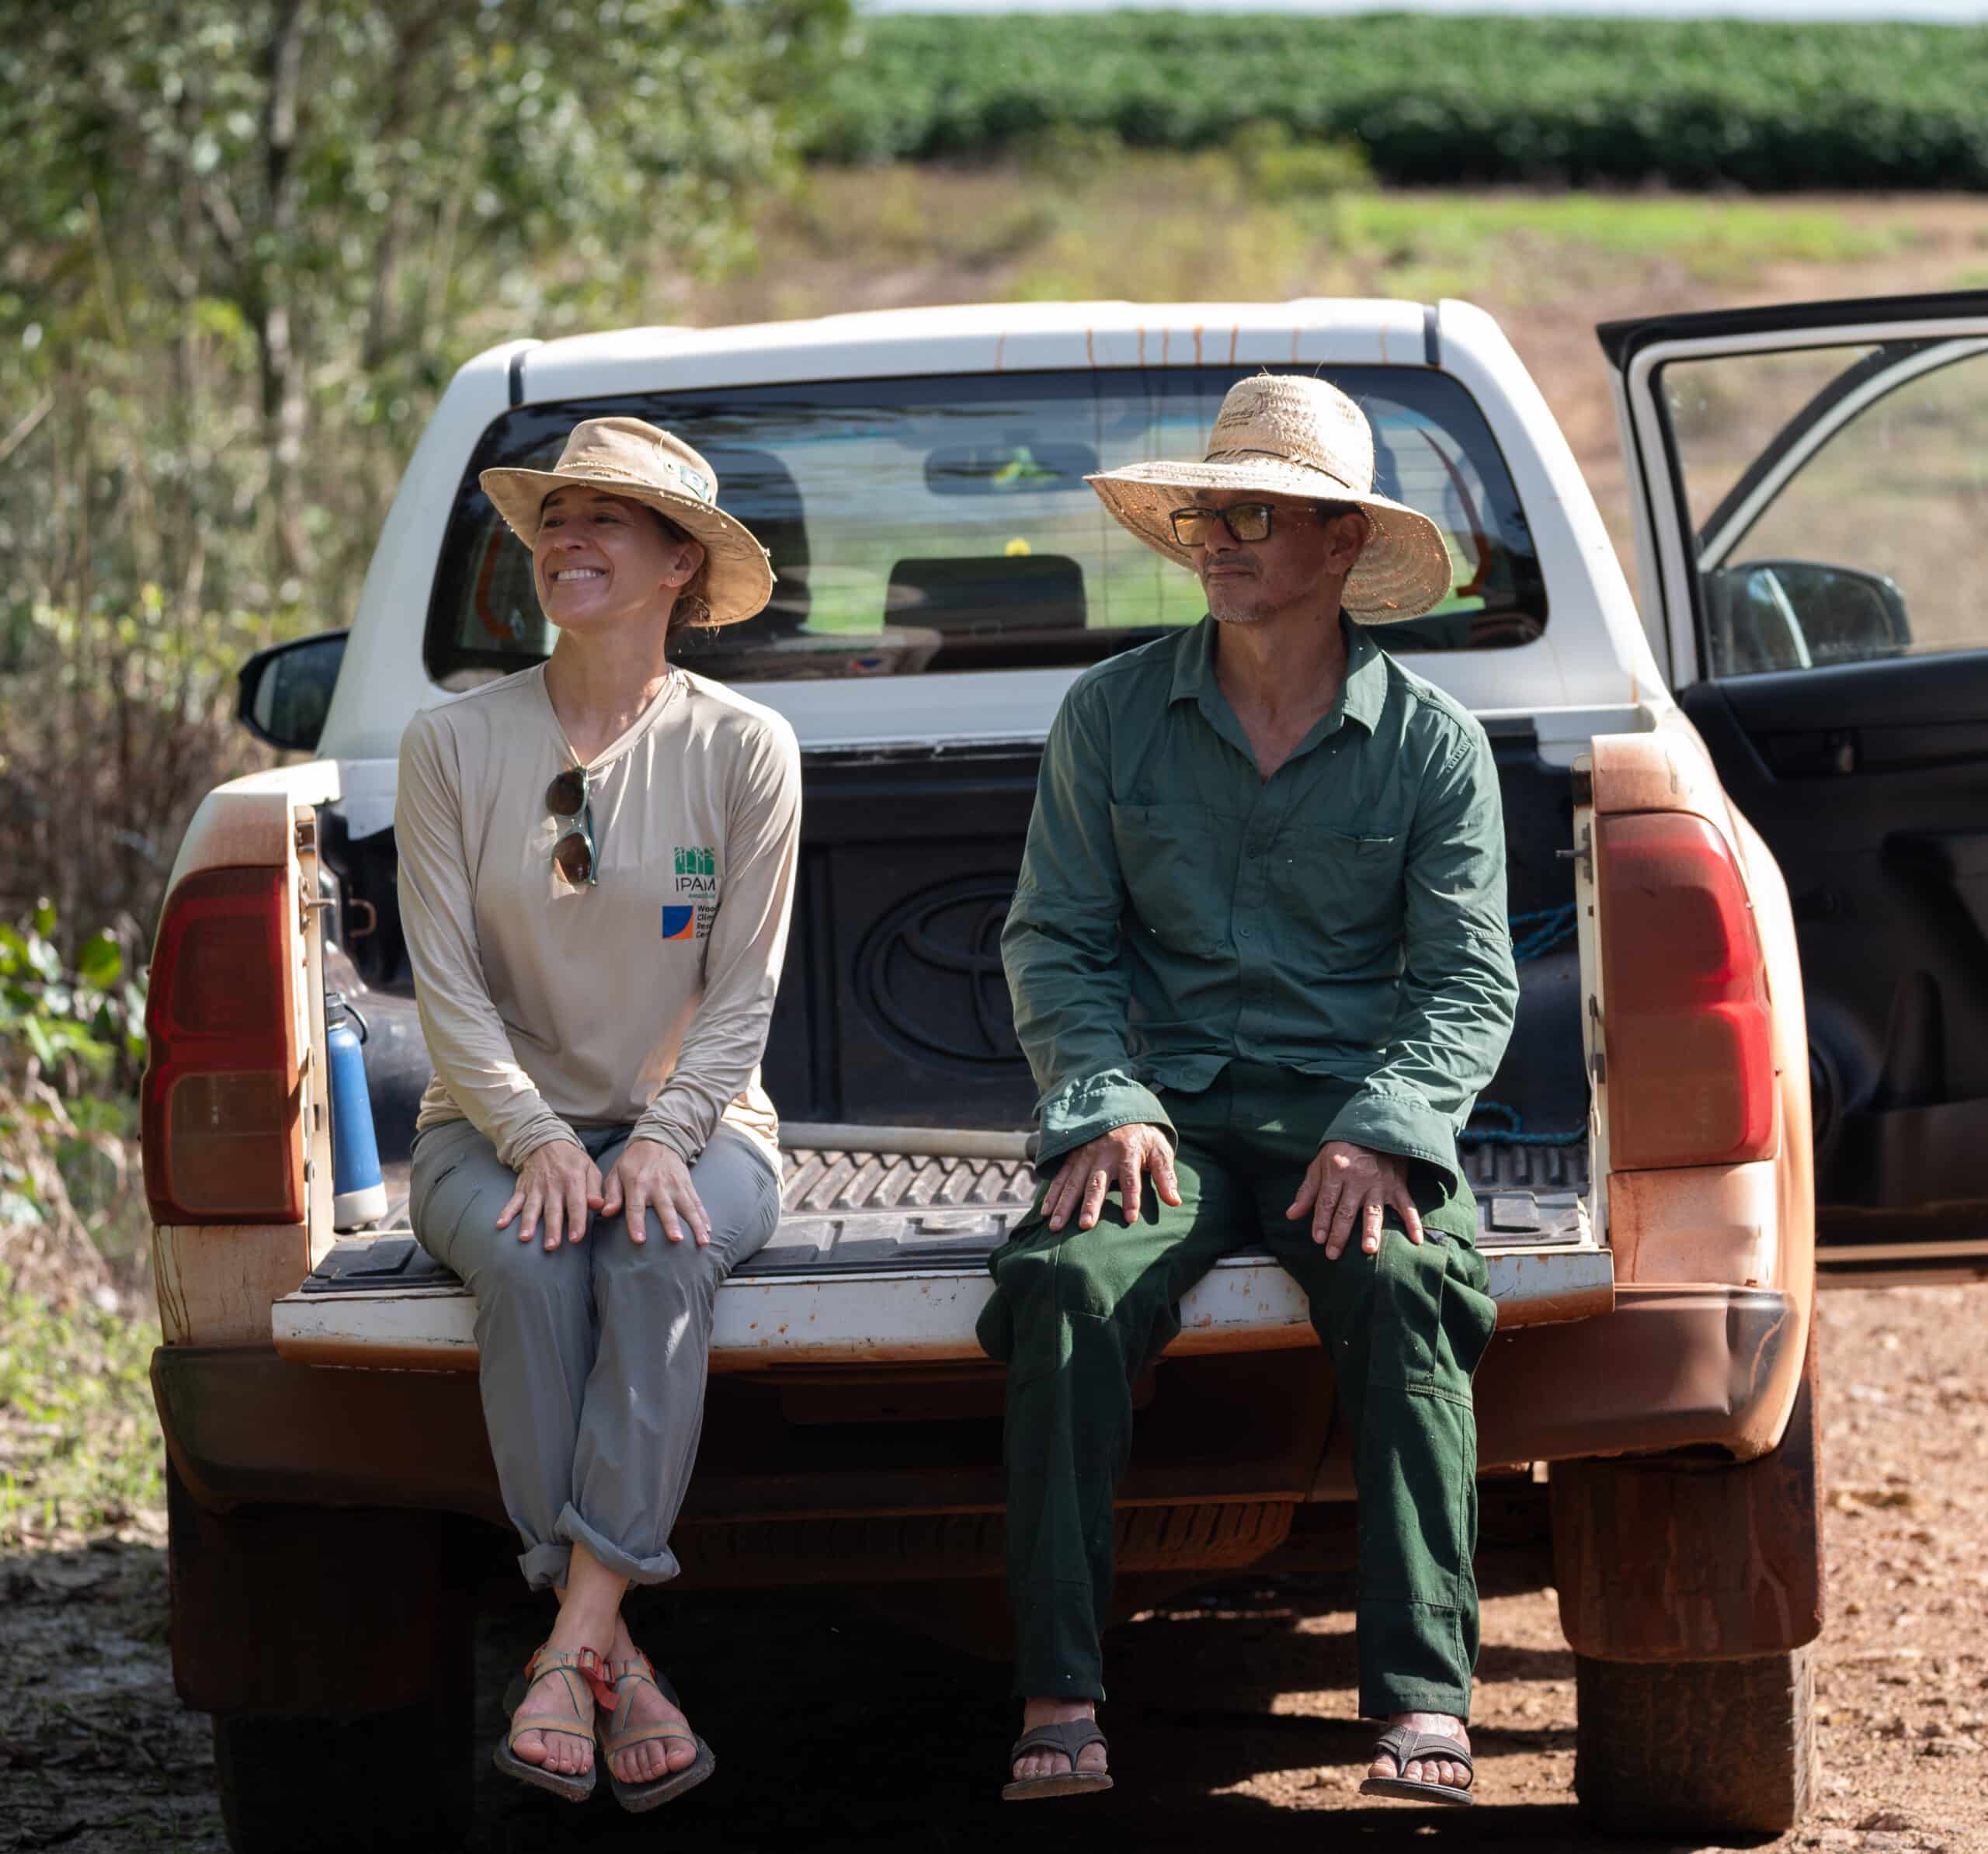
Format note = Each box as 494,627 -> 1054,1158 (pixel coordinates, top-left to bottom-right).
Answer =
1183,490 -> 1367,627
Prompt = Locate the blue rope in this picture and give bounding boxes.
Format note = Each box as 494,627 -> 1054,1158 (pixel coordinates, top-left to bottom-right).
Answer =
1462,1099 -> 1585,1147
1509,901 -> 1577,965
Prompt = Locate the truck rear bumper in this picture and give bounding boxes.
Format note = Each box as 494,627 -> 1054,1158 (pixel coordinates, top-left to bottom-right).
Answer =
158,1282 -> 1799,1522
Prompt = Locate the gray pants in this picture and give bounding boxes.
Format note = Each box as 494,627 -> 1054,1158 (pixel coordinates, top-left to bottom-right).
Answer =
411,1118 -> 780,1590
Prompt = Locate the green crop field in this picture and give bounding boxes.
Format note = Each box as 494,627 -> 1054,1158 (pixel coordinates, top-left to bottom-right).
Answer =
808,13 -> 1988,191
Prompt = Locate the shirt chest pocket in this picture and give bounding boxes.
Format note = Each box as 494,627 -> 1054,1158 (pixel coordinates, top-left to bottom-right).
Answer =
1272,825 -> 1407,954
1109,802 -> 1233,957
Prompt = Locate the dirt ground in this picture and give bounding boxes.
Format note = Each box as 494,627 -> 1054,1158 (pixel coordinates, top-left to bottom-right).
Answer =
4,1280 -> 1983,1854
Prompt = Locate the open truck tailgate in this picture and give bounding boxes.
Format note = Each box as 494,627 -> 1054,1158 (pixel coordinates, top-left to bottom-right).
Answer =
273,1131 -> 1608,1370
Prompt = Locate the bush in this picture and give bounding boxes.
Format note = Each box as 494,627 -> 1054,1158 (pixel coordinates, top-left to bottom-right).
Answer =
0,902 -> 148,1307
812,14 -> 1988,191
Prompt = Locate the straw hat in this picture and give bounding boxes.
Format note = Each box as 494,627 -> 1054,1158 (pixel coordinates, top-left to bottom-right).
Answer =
480,417 -> 774,626
1086,374 -> 1454,621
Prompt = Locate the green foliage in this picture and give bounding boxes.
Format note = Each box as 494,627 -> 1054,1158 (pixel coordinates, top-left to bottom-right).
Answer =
808,13 -> 1988,190
0,1266 -> 162,1545
1224,122 -> 1372,206
0,900 -> 147,1279
0,902 -> 145,1100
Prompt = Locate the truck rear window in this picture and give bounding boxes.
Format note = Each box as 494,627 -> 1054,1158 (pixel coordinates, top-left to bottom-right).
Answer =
427,366 -> 1545,685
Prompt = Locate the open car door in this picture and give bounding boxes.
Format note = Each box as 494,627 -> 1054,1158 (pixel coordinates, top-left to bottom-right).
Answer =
1604,290 -> 1988,1283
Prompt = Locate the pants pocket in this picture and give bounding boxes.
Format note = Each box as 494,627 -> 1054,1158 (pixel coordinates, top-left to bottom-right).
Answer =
1434,1245 -> 1498,1383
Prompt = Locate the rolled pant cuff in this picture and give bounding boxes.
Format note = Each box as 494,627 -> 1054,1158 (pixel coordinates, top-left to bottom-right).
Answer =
555,1504 -> 683,1586
1360,1680 -> 1472,1723
518,1540 -> 572,1592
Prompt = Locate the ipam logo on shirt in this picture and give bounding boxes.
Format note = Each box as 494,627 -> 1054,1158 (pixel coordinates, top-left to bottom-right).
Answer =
673,845 -> 718,893
665,846 -> 719,943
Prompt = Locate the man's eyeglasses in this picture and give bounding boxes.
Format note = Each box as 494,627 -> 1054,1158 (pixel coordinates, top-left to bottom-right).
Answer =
1167,502 -> 1287,548
546,766 -> 598,887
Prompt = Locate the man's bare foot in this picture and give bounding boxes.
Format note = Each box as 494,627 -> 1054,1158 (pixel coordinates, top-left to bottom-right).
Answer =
1011,1697 -> 1108,1783
509,1619 -> 603,1779
1370,1711 -> 1472,1793
601,1616 -> 700,1787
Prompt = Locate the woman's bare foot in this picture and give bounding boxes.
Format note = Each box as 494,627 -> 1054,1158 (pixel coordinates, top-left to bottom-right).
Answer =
509,1613 -> 604,1779
602,1616 -> 701,1787
1371,1711 -> 1472,1793
1011,1697 -> 1108,1783
510,1542 -> 628,1780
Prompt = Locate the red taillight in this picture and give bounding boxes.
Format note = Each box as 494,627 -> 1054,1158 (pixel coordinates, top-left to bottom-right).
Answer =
1598,811 -> 1774,1171
141,866 -> 304,1224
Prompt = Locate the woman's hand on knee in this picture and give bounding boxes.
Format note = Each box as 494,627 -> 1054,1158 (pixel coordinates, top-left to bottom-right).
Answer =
1288,1141 -> 1424,1259
602,1140 -> 711,1247
497,1139 -> 604,1252
1044,1123 -> 1180,1233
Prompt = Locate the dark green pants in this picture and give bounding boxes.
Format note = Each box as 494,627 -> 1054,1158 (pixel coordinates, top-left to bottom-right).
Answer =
975,1061 -> 1499,1720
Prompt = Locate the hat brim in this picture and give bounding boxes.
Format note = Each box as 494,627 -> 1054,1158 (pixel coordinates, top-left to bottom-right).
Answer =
478,465 -> 776,627
1086,459 -> 1455,622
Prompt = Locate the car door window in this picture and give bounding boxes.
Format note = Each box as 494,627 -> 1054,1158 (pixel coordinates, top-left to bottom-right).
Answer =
1661,339 -> 1988,678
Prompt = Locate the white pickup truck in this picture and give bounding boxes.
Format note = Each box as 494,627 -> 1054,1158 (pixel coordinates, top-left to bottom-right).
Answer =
144,292 -> 1988,1851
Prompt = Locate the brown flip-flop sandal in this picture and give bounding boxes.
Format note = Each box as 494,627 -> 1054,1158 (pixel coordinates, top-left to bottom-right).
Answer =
1357,1724 -> 1475,1807
1002,1718 -> 1112,1801
492,1643 -> 606,1802
596,1650 -> 716,1814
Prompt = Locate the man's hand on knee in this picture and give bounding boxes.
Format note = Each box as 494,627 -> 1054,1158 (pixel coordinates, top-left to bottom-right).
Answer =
1044,1123 -> 1180,1232
1287,1141 -> 1424,1259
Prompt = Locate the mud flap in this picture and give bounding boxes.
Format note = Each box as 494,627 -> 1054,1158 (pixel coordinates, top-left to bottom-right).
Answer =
1548,1316 -> 1823,1661
166,1458 -> 474,1717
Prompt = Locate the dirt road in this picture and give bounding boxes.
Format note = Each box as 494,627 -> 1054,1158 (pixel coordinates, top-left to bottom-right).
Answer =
4,1283 -> 1983,1853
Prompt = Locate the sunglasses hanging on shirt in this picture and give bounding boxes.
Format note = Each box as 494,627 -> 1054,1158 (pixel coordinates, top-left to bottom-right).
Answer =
546,766 -> 598,887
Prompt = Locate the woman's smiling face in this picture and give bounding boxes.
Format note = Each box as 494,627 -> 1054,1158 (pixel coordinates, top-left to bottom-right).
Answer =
532,487 -> 704,633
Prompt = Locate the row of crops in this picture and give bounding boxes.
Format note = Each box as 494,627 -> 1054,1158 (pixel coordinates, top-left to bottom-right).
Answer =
808,13 -> 1988,189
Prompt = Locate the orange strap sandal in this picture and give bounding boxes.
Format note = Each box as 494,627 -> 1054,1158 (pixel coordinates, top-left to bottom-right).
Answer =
492,1644 -> 610,1803
595,1647 -> 716,1813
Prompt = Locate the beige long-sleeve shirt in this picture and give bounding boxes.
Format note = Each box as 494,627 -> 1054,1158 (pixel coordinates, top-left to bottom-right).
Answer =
395,664 -> 801,1172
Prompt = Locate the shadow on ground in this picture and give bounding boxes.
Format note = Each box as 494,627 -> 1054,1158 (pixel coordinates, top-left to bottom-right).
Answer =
0,1540 -> 1744,1854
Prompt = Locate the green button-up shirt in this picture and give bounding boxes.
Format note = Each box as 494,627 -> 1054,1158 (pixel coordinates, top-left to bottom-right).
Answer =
1001,614 -> 1519,1189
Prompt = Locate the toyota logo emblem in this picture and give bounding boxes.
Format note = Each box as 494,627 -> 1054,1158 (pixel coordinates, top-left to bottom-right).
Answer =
854,877 -> 1027,1068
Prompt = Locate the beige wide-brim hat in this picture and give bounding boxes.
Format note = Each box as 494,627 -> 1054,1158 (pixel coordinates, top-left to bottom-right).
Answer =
1086,373 -> 1455,621
480,417 -> 775,626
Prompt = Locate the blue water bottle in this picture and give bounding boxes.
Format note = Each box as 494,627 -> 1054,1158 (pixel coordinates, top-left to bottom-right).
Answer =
325,993 -> 388,1231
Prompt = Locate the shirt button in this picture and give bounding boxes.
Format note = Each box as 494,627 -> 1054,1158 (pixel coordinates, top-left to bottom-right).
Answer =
1241,926 -> 1253,939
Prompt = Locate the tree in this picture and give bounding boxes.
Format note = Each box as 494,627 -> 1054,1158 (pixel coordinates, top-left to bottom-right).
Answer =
0,0 -> 850,937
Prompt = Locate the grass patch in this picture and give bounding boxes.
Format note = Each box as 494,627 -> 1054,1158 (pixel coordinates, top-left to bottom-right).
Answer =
0,1269 -> 162,1547
766,158 -> 1915,311
1337,193 -> 1908,282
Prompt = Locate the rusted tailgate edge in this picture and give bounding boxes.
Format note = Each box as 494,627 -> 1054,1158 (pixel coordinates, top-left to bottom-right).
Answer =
269,1245 -> 1614,1373
161,1277 -> 1793,1523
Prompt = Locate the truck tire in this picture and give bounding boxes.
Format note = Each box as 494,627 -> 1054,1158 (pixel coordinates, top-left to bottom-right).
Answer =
1574,1645 -> 1816,1836
165,1465 -> 478,1850
214,1699 -> 472,1854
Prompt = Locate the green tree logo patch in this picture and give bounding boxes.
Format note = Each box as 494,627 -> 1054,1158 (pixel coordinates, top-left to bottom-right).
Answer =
673,845 -> 718,897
